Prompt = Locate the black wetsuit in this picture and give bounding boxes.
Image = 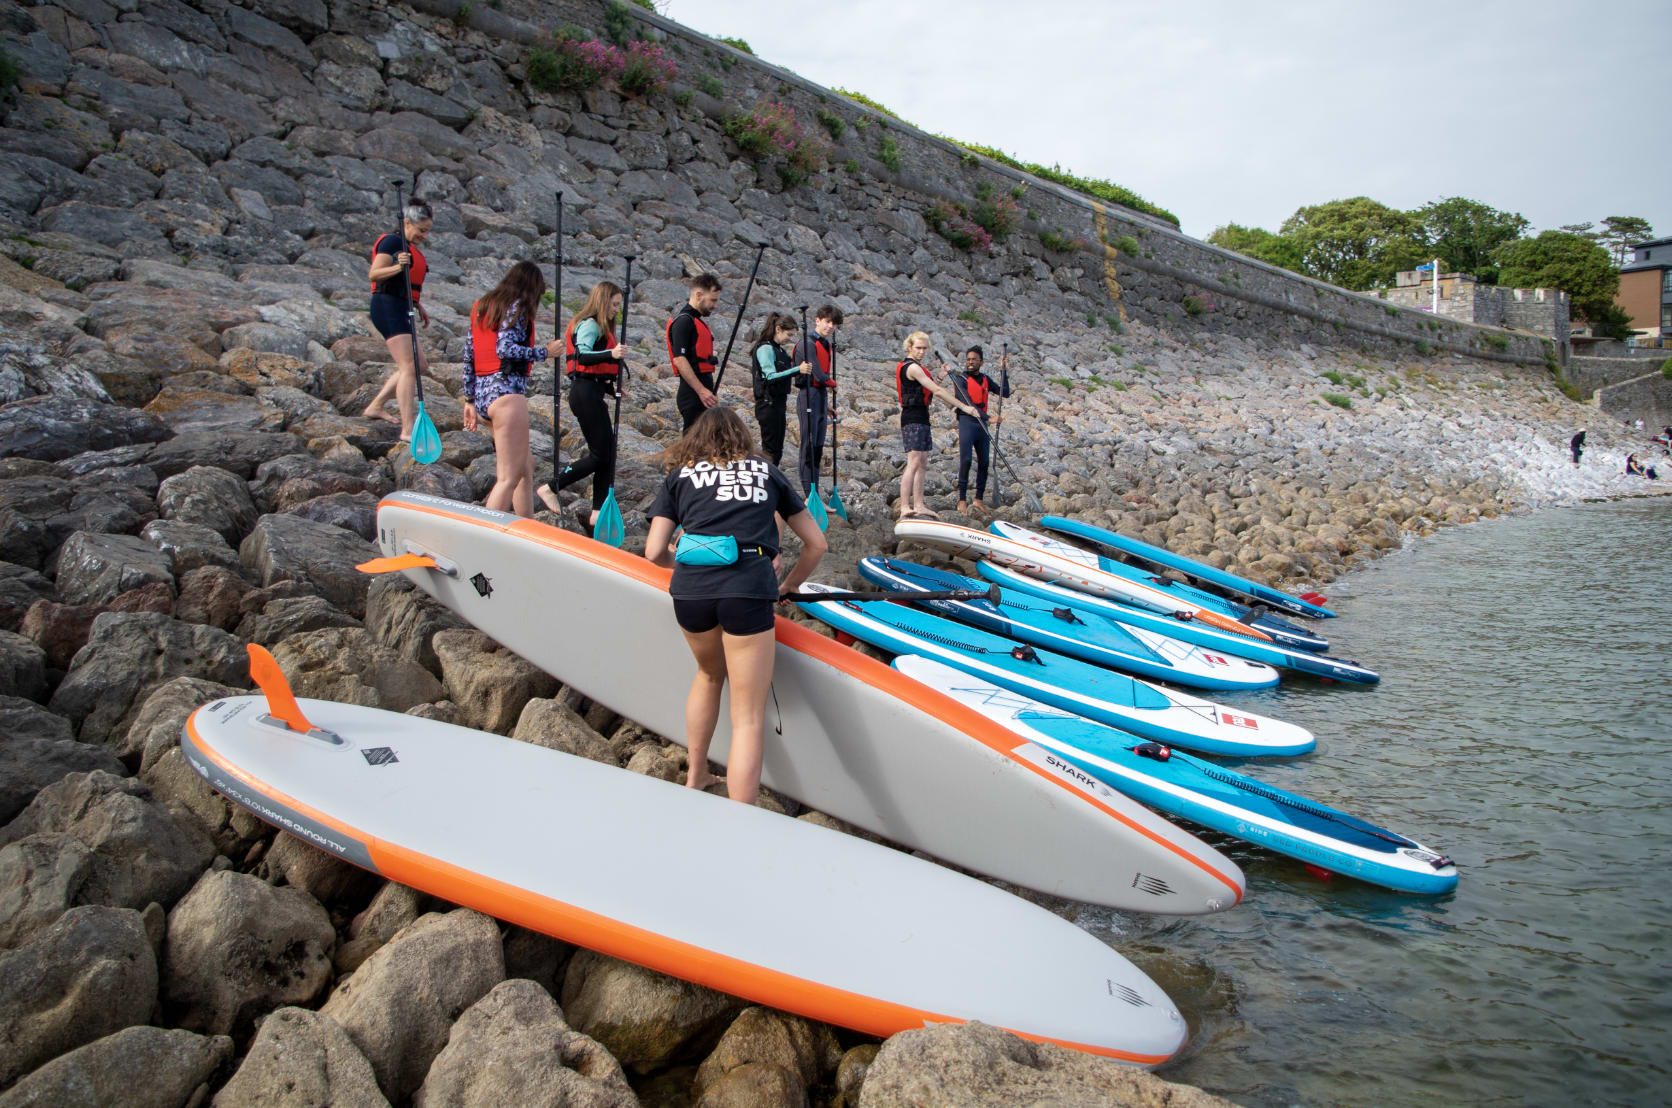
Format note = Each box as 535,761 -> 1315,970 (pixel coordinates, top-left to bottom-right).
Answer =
555,319 -> 620,511
951,368 -> 1011,502
793,334 -> 834,494
751,342 -> 795,467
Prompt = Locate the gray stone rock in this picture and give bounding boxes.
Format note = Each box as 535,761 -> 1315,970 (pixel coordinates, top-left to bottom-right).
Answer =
362,574 -> 467,675
235,594 -> 364,648
510,698 -> 625,767
155,465 -> 259,546
257,832 -> 378,909
413,978 -> 635,1108
143,385 -> 287,436
0,471 -> 156,571
283,490 -> 379,541
0,722 -> 125,825
126,675 -> 241,775
0,905 -> 157,1088
0,395 -> 170,463
140,519 -> 242,576
52,531 -> 175,607
321,909 -> 506,1103
145,431 -> 304,481
219,321 -> 313,360
269,627 -> 443,712
256,298 -> 373,347
0,563 -> 55,632
223,6 -> 315,71
0,1025 -> 231,1108
694,1007 -> 841,1106
239,513 -> 379,619
334,881 -> 423,976
0,631 -> 48,704
561,949 -> 747,1074
0,694 -> 73,744
211,1007 -> 389,1108
172,565 -> 250,631
432,629 -> 559,734
162,869 -> 335,1038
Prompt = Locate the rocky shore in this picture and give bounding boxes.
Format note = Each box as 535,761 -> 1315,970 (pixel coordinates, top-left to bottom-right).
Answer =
1,0 -> 1667,1104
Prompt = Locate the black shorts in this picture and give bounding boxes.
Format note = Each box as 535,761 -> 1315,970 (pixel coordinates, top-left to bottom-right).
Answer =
370,293 -> 413,339
672,596 -> 776,636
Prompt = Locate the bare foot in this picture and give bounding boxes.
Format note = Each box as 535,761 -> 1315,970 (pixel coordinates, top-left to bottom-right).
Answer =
916,506 -> 941,519
362,404 -> 400,425
956,500 -> 968,514
971,500 -> 988,515
535,484 -> 561,513
686,772 -> 721,791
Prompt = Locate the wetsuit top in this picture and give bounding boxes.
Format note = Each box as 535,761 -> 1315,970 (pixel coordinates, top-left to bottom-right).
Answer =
370,233 -> 425,302
792,335 -> 835,388
1571,431 -> 1586,449
649,455 -> 806,600
951,370 -> 1011,424
753,342 -> 796,398
467,300 -> 542,377
667,304 -> 716,389
565,318 -> 619,376
897,359 -> 933,426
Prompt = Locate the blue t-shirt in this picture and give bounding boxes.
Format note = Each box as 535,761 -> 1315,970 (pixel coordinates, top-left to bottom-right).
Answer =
649,456 -> 806,599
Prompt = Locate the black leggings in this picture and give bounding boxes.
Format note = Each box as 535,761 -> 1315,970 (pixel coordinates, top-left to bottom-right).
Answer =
755,390 -> 789,467
555,375 -> 616,511
957,417 -> 990,501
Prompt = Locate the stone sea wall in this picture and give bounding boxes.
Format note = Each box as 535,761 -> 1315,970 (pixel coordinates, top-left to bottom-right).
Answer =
1,0 -> 1669,1105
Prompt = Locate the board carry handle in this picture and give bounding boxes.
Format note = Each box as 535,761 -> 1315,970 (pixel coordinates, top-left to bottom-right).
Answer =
247,644 -> 316,734
784,586 -> 1001,605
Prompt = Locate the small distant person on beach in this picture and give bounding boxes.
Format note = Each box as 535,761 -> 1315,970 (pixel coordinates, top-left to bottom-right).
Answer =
949,344 -> 1011,515
896,332 -> 981,519
1625,453 -> 1659,480
793,305 -> 842,495
362,198 -> 433,441
749,311 -> 806,468
643,406 -> 826,804
668,274 -> 722,432
462,261 -> 562,517
1570,429 -> 1586,466
536,280 -> 630,531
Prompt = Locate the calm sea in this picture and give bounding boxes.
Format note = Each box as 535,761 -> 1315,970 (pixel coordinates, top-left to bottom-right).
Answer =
1087,497 -> 1672,1106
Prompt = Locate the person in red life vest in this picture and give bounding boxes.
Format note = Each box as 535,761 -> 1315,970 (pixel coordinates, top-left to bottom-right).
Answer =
642,406 -> 827,804
896,331 -> 980,519
462,261 -> 563,518
793,304 -> 843,495
668,273 -> 722,432
949,344 -> 1011,515
534,281 -> 632,530
361,199 -> 433,441
748,312 -> 808,468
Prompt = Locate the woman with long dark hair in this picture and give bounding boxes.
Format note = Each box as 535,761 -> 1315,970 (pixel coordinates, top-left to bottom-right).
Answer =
464,261 -> 562,517
643,406 -> 826,804
536,280 -> 630,530
748,311 -> 807,468
362,198 -> 433,441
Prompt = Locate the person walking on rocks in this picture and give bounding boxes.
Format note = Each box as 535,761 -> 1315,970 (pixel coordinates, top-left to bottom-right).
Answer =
896,331 -> 981,519
794,304 -> 842,495
1570,429 -> 1586,466
749,312 -> 807,468
535,280 -> 630,530
462,261 -> 562,518
361,198 -> 433,440
643,406 -> 827,804
668,274 -> 722,432
950,344 -> 1010,515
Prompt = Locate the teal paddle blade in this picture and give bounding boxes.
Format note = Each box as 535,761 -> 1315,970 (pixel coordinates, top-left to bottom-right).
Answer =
410,403 -> 442,464
828,482 -> 848,522
807,483 -> 829,532
593,488 -> 625,548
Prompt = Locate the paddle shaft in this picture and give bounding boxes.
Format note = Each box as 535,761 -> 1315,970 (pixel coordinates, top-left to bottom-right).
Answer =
784,586 -> 1001,604
992,341 -> 1006,503
712,242 -> 767,391
391,182 -> 425,403
829,331 -> 840,496
553,191 -> 563,502
610,257 -> 633,457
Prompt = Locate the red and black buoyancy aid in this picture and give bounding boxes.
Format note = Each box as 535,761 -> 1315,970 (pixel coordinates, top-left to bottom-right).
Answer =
564,319 -> 619,376
809,336 -> 834,387
666,305 -> 716,382
469,301 -> 536,376
960,372 -> 992,416
370,233 -> 425,299
897,359 -> 933,424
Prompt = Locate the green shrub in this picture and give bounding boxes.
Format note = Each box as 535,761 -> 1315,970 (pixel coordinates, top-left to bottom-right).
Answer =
603,0 -> 638,46
1383,304 -> 1398,317
453,3 -> 472,26
1114,234 -> 1140,255
696,74 -> 723,98
1086,312 -> 1097,326
1106,315 -> 1123,333
877,134 -> 900,173
718,36 -> 753,55
673,88 -> 693,107
836,87 -> 901,119
1039,229 -> 1084,253
724,100 -> 832,190
926,199 -> 989,251
1049,376 -> 1074,389
1182,296 -> 1203,317
943,141 -> 1177,227
1321,393 -> 1353,409
961,151 -> 979,167
618,41 -> 675,97
970,192 -> 1020,239
1320,370 -> 1344,385
815,108 -> 844,141
957,309 -> 985,325
527,30 -> 620,94
1480,332 -> 1508,352
843,158 -> 858,174
1415,339 -> 1433,356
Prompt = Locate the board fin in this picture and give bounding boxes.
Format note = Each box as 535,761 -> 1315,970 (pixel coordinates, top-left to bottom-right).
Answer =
357,553 -> 439,574
1303,863 -> 1334,882
246,644 -> 315,734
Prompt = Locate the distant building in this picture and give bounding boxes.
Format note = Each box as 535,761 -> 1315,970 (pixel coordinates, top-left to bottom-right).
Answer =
1374,270 -> 1569,347
1617,237 -> 1671,344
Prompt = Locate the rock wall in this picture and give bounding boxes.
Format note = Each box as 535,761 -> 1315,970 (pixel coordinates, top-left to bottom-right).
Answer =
1568,355 -> 1665,397
1597,370 -> 1672,430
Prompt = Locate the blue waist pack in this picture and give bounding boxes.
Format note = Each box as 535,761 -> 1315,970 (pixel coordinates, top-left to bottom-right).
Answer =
674,533 -> 739,566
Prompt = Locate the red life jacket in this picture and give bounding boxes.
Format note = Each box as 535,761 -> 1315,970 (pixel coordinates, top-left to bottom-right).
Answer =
811,336 -> 834,386
897,359 -> 933,423
666,306 -> 716,380
564,319 -> 619,377
469,301 -> 536,376
370,233 -> 426,299
963,372 -> 991,411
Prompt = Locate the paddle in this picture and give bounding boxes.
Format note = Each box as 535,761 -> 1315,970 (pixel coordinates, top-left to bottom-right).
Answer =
712,242 -> 768,392
782,585 -> 1001,604
593,255 -> 632,548
394,181 -> 441,464
992,341 -> 1007,505
551,190 -> 565,525
827,329 -> 848,521
798,305 -> 829,532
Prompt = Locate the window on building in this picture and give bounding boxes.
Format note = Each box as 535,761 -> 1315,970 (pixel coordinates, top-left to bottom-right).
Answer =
1663,305 -> 1672,332
1663,269 -> 1672,293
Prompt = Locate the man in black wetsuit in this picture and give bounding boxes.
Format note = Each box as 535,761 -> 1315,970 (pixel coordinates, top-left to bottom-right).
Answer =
950,345 -> 1011,514
667,274 -> 722,432
1570,429 -> 1586,467
793,304 -> 842,495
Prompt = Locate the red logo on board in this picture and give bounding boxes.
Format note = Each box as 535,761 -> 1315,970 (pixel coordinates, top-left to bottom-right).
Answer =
1221,712 -> 1259,729
1203,654 -> 1228,666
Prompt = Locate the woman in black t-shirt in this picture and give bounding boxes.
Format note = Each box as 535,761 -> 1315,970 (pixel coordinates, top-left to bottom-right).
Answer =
362,199 -> 433,442
644,406 -> 827,804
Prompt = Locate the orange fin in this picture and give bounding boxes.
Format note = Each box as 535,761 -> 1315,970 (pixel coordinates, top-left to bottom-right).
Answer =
357,551 -> 438,574
246,643 -> 315,734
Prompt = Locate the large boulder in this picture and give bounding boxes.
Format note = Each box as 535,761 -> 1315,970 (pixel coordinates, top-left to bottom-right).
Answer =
145,430 -> 304,481
0,395 -> 170,463
240,514 -> 379,619
362,574 -> 467,675
412,978 -> 635,1108
0,700 -> 125,824
155,466 -> 259,546
510,697 -> 625,767
432,629 -> 559,734
694,1007 -> 842,1108
0,1025 -> 231,1108
560,950 -> 747,1075
0,631 -> 48,704
268,627 -> 443,712
0,905 -> 158,1088
211,1007 -> 389,1108
139,519 -> 242,576
0,562 -> 54,632
320,909 -> 506,1103
51,531 -> 175,607
334,881 -> 424,976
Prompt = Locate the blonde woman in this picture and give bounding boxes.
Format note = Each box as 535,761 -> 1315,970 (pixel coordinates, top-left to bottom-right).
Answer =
895,331 -> 980,519
362,199 -> 433,441
535,281 -> 630,528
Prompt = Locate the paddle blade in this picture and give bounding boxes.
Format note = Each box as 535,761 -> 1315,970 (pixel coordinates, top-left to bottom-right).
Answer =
410,403 -> 443,464
356,553 -> 438,575
828,483 -> 848,522
1298,592 -> 1330,607
807,483 -> 829,532
593,488 -> 625,548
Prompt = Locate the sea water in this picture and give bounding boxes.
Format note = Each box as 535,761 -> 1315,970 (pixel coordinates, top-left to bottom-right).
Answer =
1090,497 -> 1672,1106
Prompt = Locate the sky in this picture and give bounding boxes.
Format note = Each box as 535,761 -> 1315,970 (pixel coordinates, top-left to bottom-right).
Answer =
659,0 -> 1672,245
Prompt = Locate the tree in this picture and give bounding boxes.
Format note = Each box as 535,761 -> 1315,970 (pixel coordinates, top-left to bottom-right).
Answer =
1207,223 -> 1305,273
1278,197 -> 1427,290
1597,215 -> 1654,267
1415,197 -> 1529,285
1558,222 -> 1597,238
1497,230 -> 1620,324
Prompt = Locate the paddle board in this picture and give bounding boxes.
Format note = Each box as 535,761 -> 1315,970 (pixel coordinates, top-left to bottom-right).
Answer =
974,562 -> 1380,685
1041,516 -> 1337,619
183,685 -> 1190,1064
796,583 -> 1315,757
897,657 -> 1455,895
372,492 -> 1242,914
857,556 -> 1280,692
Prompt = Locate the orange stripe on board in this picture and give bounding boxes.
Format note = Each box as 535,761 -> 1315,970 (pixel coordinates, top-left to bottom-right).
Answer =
380,499 -> 1243,902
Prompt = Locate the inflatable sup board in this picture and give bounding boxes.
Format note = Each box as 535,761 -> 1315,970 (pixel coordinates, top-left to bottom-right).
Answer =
182,653 -> 1190,1063
371,492 -> 1242,914
857,557 -> 1280,692
1041,516 -> 1337,620
897,657 -> 1454,894
973,562 -> 1379,685
796,583 -> 1315,758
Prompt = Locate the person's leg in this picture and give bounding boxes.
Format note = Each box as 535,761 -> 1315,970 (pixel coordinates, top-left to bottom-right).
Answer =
899,449 -> 915,517
910,450 -> 932,516
956,420 -> 974,510
544,378 -> 606,519
972,430 -> 990,511
375,334 -> 417,437
717,625 -> 776,804
394,334 -> 420,440
808,390 -> 828,489
797,393 -> 816,492
680,624 -> 727,791
485,393 -> 532,517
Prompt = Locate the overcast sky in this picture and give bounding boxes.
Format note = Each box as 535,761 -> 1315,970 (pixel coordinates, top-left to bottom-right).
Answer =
660,0 -> 1672,245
